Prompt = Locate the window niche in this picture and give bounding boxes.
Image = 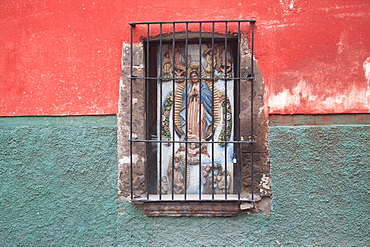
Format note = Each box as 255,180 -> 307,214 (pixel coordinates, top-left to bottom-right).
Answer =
118,21 -> 271,216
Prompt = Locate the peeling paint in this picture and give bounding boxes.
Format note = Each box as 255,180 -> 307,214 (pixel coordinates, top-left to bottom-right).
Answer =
1,0 -> 369,117
336,31 -> 348,54
318,4 -> 369,12
335,12 -> 370,19
363,57 -> 370,107
269,78 -> 370,114
119,154 -> 138,164
259,174 -> 271,190
279,0 -> 309,13
262,22 -> 298,30
269,80 -> 316,110
240,202 -> 254,210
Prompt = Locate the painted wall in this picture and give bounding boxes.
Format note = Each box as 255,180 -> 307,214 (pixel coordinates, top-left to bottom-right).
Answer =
1,116 -> 368,245
0,116 -> 118,246
1,0 -> 369,116
1,1 -> 369,246
118,125 -> 369,246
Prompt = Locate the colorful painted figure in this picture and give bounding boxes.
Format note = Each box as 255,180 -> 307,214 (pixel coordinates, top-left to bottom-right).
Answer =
162,51 -> 172,79
167,156 -> 185,194
178,71 -> 214,141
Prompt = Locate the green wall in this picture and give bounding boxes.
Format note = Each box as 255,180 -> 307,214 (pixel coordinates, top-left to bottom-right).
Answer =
268,125 -> 369,246
1,116 -> 369,246
0,116 -> 118,246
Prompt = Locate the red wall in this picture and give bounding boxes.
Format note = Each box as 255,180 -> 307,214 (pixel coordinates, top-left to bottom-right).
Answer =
1,0 -> 369,116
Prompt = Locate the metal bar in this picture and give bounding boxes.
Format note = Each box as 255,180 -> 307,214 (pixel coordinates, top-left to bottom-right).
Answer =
129,24 -> 134,200
130,76 -> 253,80
250,21 -> 255,201
145,23 -> 150,200
211,22 -> 215,200
237,21 -> 242,201
129,139 -> 256,144
171,23 -> 176,200
184,22 -> 189,200
146,40 -> 239,46
224,21 -> 228,200
159,23 -> 163,200
198,22 -> 202,199
130,20 -> 256,25
131,198 -> 256,203
129,20 -> 259,203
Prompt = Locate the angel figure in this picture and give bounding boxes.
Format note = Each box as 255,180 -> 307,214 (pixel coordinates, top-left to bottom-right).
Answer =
173,45 -> 186,82
187,142 -> 201,165
203,44 -> 220,74
162,51 -> 172,80
217,46 -> 233,78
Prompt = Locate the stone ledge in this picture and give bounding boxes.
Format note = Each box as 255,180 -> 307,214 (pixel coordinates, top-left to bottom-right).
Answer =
143,201 -> 241,217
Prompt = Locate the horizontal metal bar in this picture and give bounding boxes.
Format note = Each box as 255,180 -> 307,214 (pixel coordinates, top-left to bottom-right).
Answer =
130,20 -> 256,26
146,40 -> 239,45
131,199 -> 255,203
129,139 -> 256,144
129,76 -> 255,81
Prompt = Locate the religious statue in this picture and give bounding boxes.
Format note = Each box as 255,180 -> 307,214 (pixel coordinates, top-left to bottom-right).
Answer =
158,43 -> 234,195
202,44 -> 220,74
174,70 -> 220,141
167,155 -> 186,194
218,46 -> 233,78
173,46 -> 186,82
187,142 -> 201,165
162,51 -> 172,80
202,163 -> 231,194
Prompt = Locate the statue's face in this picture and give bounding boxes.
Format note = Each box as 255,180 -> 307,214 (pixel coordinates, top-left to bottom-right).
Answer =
191,73 -> 199,83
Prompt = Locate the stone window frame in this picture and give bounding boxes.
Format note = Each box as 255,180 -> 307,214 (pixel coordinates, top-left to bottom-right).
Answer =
118,20 -> 271,216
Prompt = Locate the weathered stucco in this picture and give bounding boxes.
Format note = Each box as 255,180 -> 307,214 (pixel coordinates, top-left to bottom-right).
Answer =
1,0 -> 369,245
116,124 -> 369,246
0,116 -> 118,246
269,124 -> 370,245
1,116 -> 369,245
1,1 -> 369,116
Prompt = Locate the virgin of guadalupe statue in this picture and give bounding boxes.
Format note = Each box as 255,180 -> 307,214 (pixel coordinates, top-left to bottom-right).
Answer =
174,71 -> 221,141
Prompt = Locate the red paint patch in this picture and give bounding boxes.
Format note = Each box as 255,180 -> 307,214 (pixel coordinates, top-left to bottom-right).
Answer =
0,0 -> 369,115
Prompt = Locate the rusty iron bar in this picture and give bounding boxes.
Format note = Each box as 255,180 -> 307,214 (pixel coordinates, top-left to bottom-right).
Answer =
129,20 -> 256,202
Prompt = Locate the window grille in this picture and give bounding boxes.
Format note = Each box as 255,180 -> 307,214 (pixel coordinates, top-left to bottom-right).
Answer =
128,20 -> 256,202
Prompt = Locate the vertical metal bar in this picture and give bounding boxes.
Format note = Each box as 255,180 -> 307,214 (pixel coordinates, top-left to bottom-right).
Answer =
146,24 -> 150,200
237,21 -> 242,201
128,20 -> 257,203
224,21 -> 228,200
198,22 -> 202,199
129,24 -> 134,200
184,22 -> 189,200
250,21 -> 255,201
159,23 -> 163,200
211,22 -> 215,200
171,23 -> 176,200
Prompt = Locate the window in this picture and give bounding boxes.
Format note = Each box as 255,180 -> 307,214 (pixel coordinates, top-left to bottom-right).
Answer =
119,20 -> 271,216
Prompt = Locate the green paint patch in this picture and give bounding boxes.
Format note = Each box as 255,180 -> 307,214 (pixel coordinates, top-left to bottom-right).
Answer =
0,115 -> 118,246
1,116 -> 369,246
270,113 -> 370,126
0,115 -> 117,127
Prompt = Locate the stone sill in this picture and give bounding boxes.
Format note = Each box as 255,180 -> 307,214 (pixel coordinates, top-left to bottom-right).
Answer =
142,201 -> 241,217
